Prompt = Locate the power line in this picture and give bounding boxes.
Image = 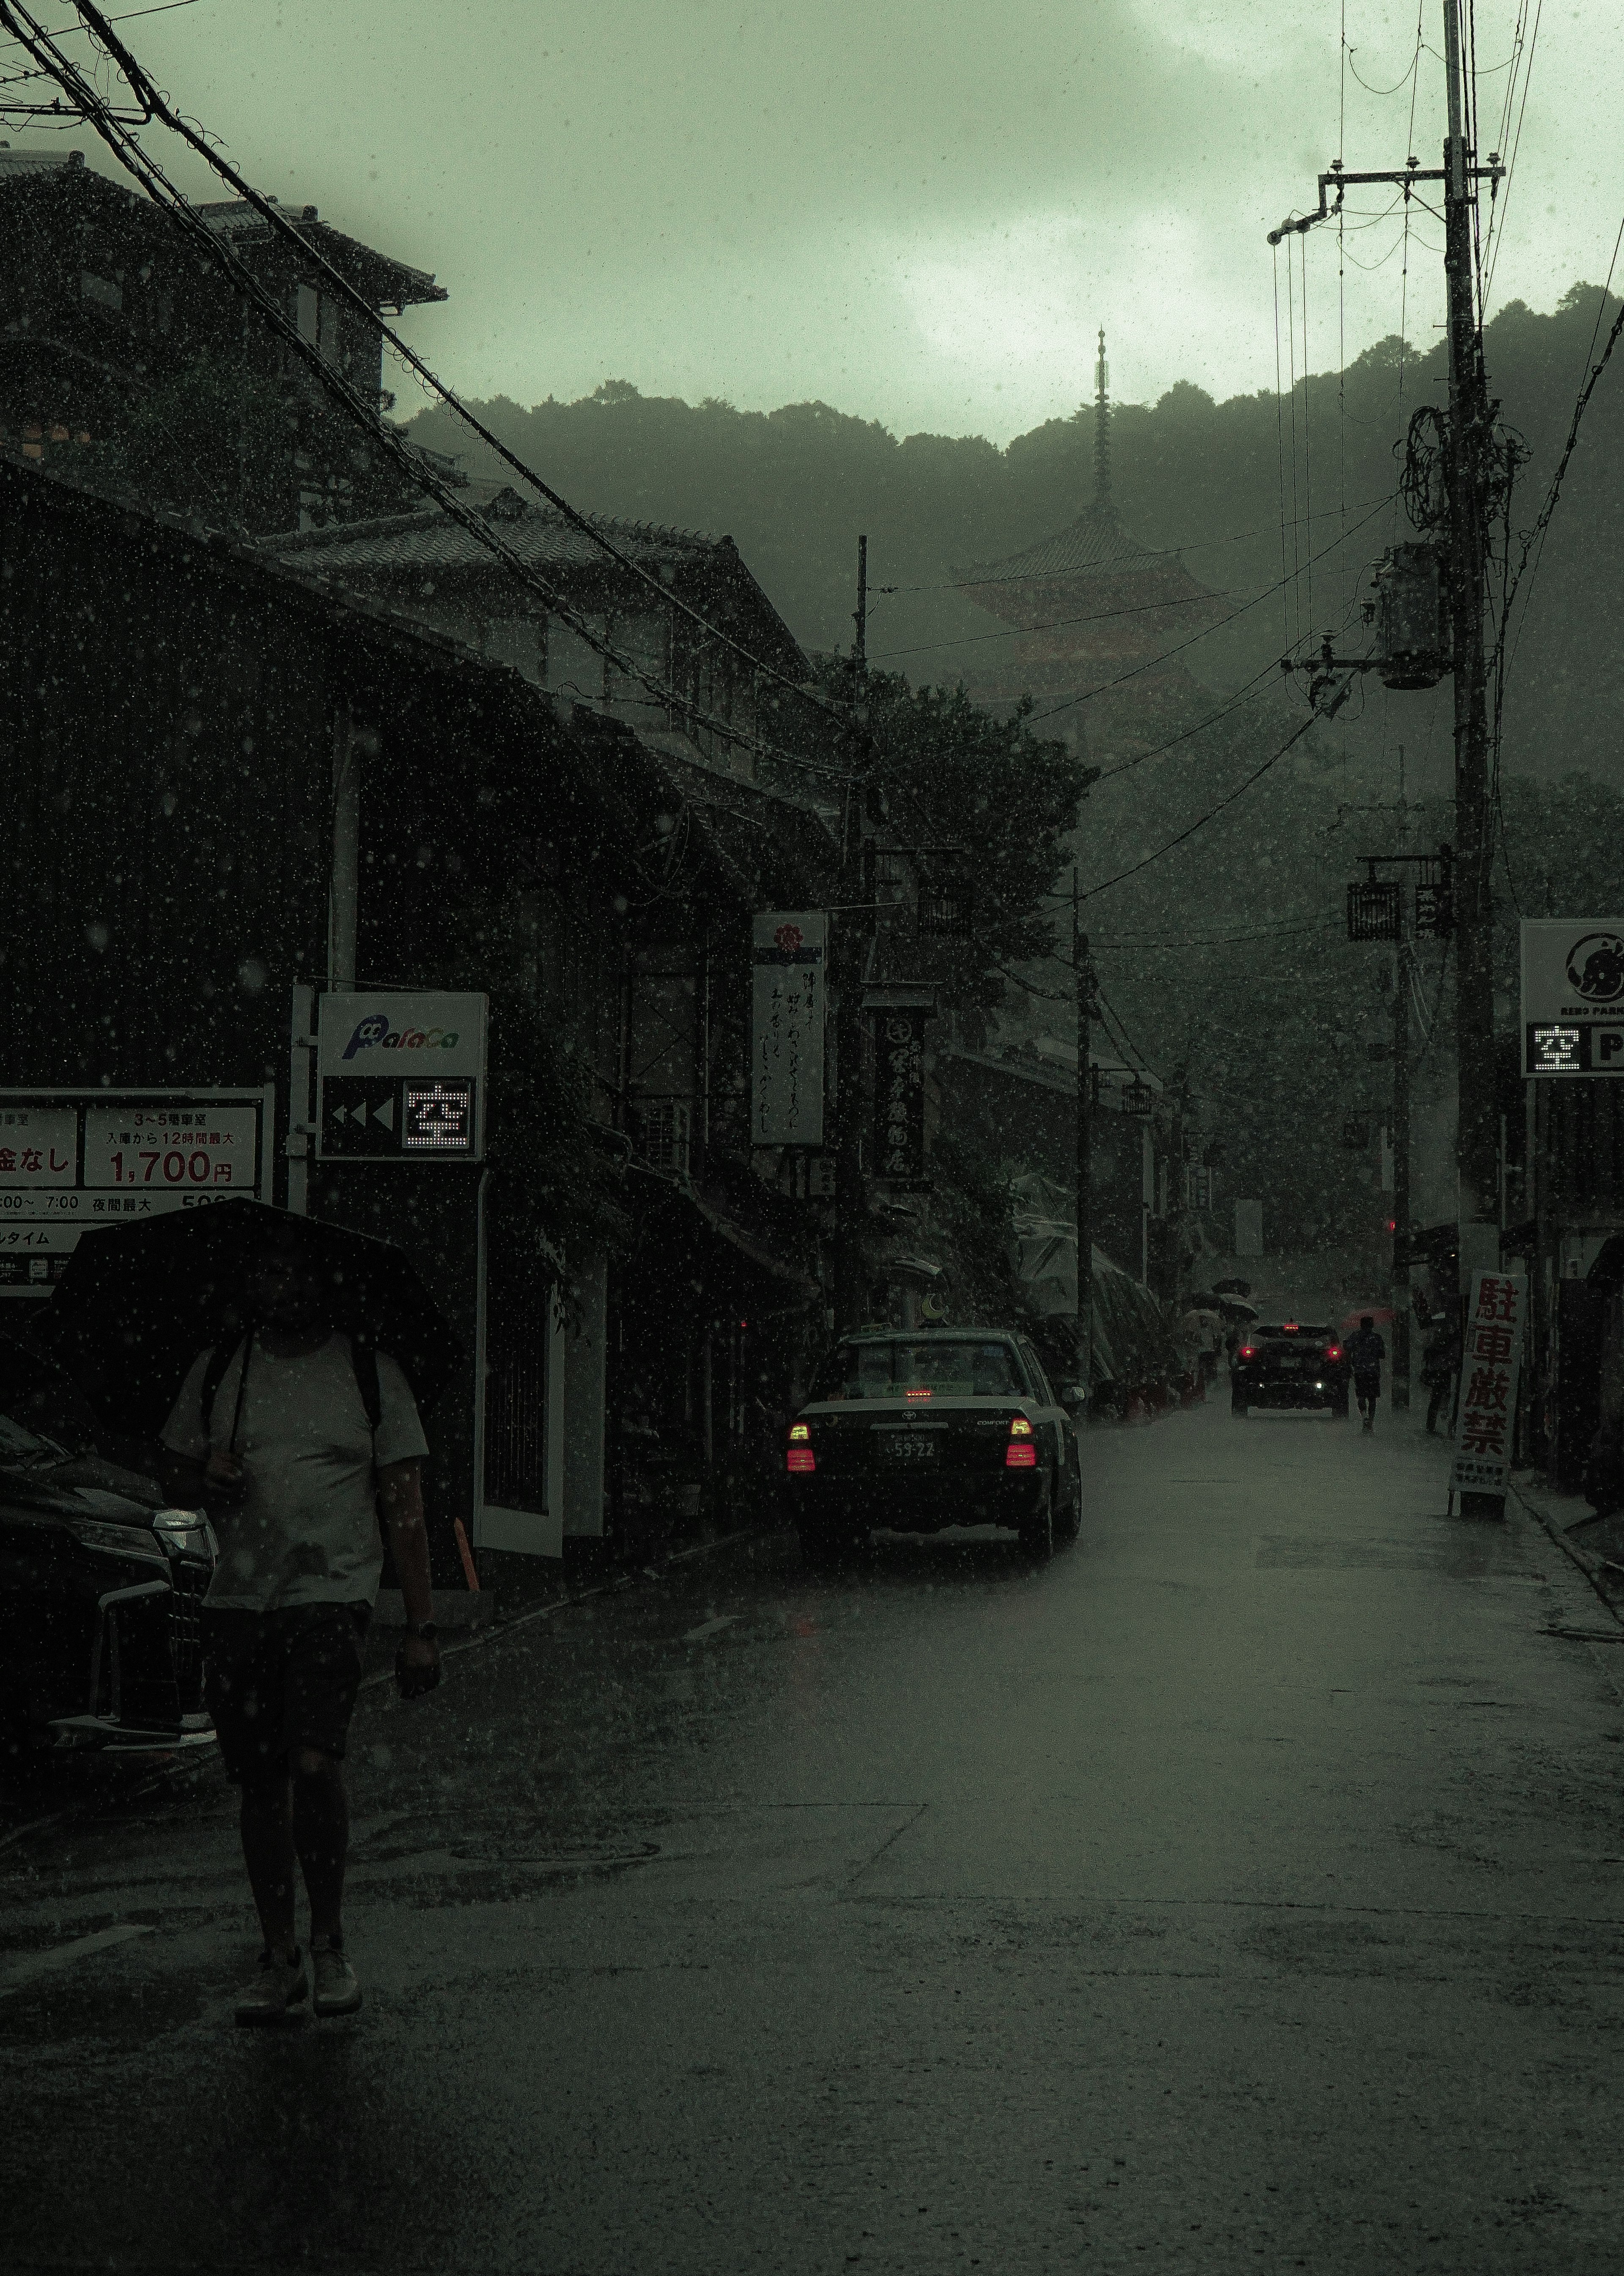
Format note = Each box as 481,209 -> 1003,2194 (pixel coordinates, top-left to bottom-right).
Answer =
1481,0 -> 1543,314
1081,711 -> 1321,902
1501,240 -> 1624,645
1020,491 -> 1396,727
0,0 -> 196,59
25,0 -> 862,760
1092,918 -> 1339,952
1273,244 -> 1292,651
885,494 -> 1399,598
868,582 -> 1229,666
1093,662 -> 1282,782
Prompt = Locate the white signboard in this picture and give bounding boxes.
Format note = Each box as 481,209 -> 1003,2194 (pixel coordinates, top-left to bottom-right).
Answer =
752,912 -> 826,1148
0,1105 -> 77,1187
0,1089 -> 273,1295
1522,920 -> 1624,1075
317,991 -> 487,1161
83,1102 -> 260,1194
1448,1268 -> 1527,1500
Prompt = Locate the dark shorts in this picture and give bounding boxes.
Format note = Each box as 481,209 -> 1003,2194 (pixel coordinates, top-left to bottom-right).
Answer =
201,1602 -> 371,1784
1355,1372 -> 1381,1402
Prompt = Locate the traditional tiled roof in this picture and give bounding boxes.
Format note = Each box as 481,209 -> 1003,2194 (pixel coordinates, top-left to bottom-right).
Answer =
0,147 -> 83,177
193,199 -> 446,307
264,489 -> 812,678
960,507 -> 1169,585
267,489 -> 725,574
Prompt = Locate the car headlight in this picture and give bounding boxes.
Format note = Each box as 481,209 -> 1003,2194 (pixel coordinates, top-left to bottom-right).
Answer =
66,1521 -> 169,1563
152,1508 -> 216,1560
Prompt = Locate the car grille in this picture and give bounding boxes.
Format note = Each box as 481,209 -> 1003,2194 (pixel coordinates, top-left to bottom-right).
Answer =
168,1560 -> 209,1710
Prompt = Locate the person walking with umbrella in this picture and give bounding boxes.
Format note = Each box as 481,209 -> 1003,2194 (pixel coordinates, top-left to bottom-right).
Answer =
153,1216 -> 440,2024
1347,1314 -> 1387,1434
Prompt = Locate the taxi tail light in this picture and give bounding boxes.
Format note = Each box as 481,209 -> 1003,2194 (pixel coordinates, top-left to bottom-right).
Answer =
1238,1345 -> 1257,1360
1324,1343 -> 1343,1361
1006,1417 -> 1038,1468
786,1421 -> 815,1473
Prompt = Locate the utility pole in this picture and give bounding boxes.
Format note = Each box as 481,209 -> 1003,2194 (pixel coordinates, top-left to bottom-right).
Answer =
1440,0 -> 1498,1296
832,535 -> 875,1332
1269,3 -> 1503,1345
852,533 -> 868,674
1074,870 -> 1094,1409
1392,937 -> 1412,1408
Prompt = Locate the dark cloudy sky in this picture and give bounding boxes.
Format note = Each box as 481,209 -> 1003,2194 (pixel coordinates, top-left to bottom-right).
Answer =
7,0 -> 1616,438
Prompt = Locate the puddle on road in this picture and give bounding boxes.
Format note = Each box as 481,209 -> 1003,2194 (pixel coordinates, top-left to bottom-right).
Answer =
1255,1532 -> 1543,1579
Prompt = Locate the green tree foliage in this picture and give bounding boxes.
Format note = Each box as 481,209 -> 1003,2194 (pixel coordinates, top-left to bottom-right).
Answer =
791,659 -> 1097,1006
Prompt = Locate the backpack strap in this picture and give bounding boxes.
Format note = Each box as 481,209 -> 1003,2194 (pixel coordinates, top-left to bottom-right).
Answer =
200,1337 -> 246,1439
350,1334 -> 382,1438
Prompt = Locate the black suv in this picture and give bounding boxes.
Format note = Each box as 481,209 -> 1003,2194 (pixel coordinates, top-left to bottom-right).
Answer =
1231,1323 -> 1349,1418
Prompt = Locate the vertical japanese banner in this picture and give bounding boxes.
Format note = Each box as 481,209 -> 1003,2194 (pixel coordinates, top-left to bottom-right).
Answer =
1448,1268 -> 1527,1501
874,1009 -> 929,1186
751,912 -> 826,1146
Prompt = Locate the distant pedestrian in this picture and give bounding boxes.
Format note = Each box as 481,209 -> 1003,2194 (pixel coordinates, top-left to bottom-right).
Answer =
1347,1315 -> 1386,1432
1419,1312 -> 1456,1435
159,1222 -> 438,2027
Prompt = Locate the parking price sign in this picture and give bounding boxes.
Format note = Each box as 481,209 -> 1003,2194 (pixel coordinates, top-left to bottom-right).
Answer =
0,1089 -> 273,1295
1448,1269 -> 1527,1502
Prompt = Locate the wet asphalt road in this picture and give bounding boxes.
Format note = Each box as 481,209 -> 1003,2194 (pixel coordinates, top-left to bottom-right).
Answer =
5,1398 -> 1624,2273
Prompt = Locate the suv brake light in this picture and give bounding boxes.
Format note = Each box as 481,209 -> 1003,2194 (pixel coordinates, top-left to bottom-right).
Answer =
1238,1344 -> 1257,1360
786,1421 -> 815,1473
1324,1343 -> 1343,1362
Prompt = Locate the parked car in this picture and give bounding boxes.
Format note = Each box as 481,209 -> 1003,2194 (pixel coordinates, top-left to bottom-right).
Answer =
1230,1321 -> 1349,1418
784,1329 -> 1082,1562
0,1335 -> 217,1755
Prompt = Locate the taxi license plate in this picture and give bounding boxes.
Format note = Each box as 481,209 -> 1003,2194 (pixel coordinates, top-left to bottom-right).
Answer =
883,1434 -> 938,1462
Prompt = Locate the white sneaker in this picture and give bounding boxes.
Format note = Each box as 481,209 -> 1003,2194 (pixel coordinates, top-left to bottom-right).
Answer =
311,1937 -> 362,2017
234,1946 -> 307,2026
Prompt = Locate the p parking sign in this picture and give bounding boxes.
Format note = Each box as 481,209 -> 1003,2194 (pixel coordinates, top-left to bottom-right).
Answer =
1522,922 -> 1624,1076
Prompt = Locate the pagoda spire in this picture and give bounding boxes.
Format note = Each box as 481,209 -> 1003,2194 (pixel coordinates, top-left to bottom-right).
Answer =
1092,326 -> 1112,518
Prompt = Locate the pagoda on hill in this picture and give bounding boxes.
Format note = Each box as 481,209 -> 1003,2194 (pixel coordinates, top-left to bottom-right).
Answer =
955,333 -> 1229,757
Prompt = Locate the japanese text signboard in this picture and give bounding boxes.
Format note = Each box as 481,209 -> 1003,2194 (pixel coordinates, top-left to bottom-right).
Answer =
874,1009 -> 929,1187
751,913 -> 826,1148
1521,920 -> 1624,1076
0,1089 -> 272,1295
1448,1269 -> 1527,1500
316,991 -> 486,1162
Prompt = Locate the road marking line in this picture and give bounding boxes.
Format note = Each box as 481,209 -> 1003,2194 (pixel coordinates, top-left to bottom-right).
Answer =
682,1614 -> 738,1642
0,1923 -> 154,1995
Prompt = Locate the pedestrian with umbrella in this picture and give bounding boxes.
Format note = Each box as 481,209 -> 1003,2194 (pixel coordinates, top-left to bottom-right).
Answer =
47,1200 -> 454,2026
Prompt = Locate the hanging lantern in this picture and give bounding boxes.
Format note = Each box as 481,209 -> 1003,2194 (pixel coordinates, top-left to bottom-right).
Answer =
1347,879 -> 1401,941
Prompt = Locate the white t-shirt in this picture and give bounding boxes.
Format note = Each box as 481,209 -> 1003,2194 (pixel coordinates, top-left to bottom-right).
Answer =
161,1332 -> 429,1612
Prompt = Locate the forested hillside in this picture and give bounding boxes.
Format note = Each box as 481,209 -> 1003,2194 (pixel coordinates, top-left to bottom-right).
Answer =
407,286 -> 1624,791
406,291 -> 1624,1257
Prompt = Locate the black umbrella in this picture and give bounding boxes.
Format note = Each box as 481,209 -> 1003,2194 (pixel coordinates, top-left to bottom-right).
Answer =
42,1200 -> 456,1440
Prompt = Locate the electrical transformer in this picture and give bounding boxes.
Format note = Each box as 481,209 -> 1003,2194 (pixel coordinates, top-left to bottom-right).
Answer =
1373,543 -> 1447,689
